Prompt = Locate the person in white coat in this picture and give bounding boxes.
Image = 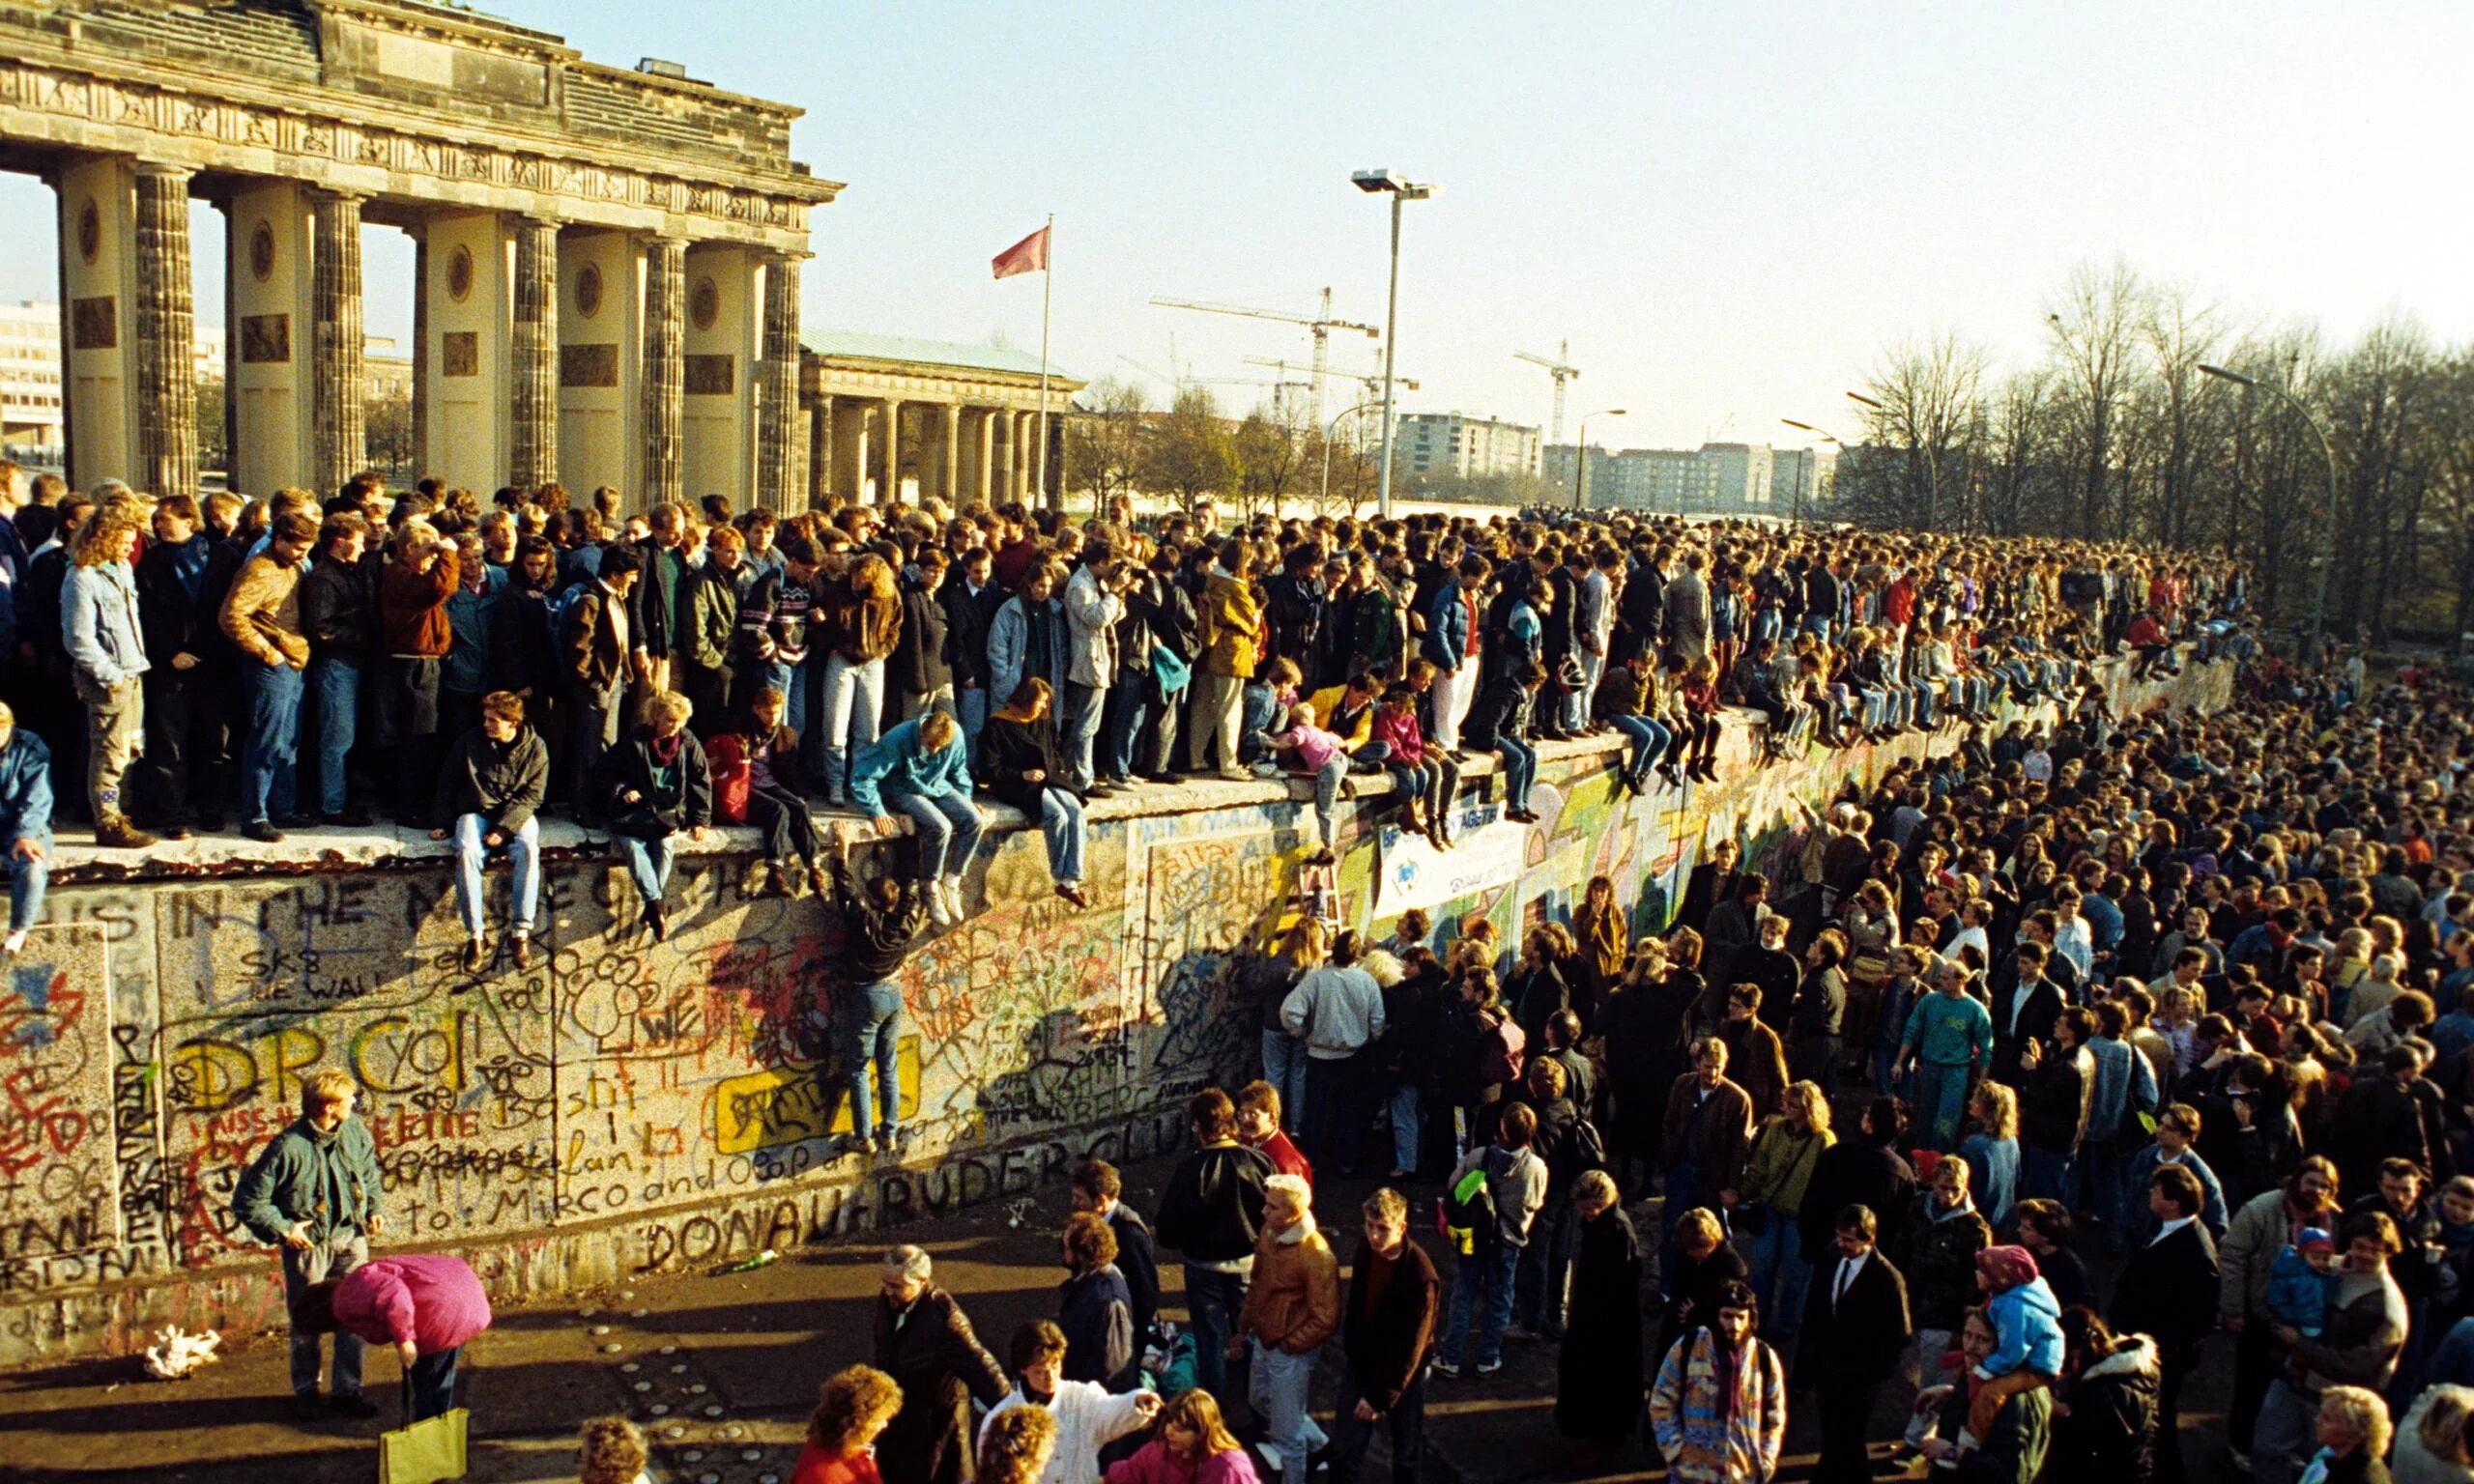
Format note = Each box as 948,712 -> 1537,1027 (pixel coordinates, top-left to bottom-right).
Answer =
1060,543 -> 1129,796
980,1320 -> 1159,1484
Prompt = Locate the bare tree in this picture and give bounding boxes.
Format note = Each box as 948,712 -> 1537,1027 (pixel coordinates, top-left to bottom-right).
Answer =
1844,331 -> 1986,529
1067,378 -> 1149,515
2047,258 -> 2145,539
1140,385 -> 1237,512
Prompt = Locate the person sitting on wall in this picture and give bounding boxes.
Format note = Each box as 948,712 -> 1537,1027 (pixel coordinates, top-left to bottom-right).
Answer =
596,689 -> 714,943
0,700 -> 52,957
850,708 -> 983,930
428,689 -> 549,975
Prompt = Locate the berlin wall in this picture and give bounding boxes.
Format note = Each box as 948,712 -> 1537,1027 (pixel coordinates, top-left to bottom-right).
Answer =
0,655 -> 2234,1364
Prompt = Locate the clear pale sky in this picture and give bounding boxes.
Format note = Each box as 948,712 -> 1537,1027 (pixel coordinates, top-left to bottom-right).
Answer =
0,1 -> 2464,453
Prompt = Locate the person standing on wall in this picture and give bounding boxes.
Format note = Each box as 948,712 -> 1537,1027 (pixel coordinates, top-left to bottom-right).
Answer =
59,494 -> 155,849
218,508 -> 318,843
230,1067 -> 387,1422
1154,1089 -> 1275,1407
295,512 -> 376,830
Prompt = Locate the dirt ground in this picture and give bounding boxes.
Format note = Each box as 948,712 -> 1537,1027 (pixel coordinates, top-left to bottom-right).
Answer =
0,1151 -> 2238,1484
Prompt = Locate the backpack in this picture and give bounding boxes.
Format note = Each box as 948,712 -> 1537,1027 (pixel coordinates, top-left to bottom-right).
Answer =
545,580 -> 590,653
1560,1113 -> 1609,1184
1439,1150 -> 1502,1257
1478,1012 -> 1526,1086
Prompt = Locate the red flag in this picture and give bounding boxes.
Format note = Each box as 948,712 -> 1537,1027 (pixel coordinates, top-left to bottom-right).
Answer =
992,226 -> 1050,280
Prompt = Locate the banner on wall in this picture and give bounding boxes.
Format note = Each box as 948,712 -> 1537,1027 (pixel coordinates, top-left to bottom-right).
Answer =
1377,811 -> 1525,915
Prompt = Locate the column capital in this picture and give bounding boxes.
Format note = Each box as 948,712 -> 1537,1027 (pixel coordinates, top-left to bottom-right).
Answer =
306,185 -> 368,206
133,160 -> 194,185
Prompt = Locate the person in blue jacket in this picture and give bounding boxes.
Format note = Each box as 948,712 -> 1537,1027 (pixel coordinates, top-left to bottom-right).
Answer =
0,699 -> 52,956
852,709 -> 983,930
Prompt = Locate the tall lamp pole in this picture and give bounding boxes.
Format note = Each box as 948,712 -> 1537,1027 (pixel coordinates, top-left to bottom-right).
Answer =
1353,169 -> 1435,520
1572,408 -> 1626,512
1779,417 -> 1847,528
2201,361 -> 2340,655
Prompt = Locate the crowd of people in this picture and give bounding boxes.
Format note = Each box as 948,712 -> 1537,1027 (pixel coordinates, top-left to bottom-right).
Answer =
0,457 -> 2243,963
145,457 -> 2474,1482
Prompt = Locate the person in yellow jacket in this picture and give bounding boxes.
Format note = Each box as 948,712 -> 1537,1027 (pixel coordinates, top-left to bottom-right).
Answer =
1190,539 -> 1263,781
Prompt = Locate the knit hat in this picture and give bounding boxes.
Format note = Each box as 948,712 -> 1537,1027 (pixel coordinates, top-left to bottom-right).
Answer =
2298,1227 -> 2335,1254
1975,1245 -> 2041,1292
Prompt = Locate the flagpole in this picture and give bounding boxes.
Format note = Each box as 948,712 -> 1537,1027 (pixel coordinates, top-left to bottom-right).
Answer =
1035,213 -> 1054,512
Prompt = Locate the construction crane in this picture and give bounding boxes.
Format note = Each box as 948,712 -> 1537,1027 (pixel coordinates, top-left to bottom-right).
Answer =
1115,358 -> 1310,417
1243,357 -> 1420,404
1148,288 -> 1379,431
1514,340 -> 1581,446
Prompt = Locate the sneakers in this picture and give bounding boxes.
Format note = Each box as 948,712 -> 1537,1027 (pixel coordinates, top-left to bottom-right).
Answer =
938,875 -> 966,923
927,886 -> 955,928
1475,1358 -> 1504,1377
94,813 -> 156,849
1430,1358 -> 1462,1380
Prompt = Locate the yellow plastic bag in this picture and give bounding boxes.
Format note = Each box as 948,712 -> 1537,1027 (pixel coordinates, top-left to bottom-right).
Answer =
379,1407 -> 468,1484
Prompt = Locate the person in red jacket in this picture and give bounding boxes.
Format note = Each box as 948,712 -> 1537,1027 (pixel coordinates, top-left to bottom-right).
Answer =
291,1251 -> 492,1421
1238,1080 -> 1314,1187
791,1365 -> 905,1484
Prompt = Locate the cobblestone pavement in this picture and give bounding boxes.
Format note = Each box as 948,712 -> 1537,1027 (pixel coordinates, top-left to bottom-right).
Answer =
0,1151 -> 2238,1484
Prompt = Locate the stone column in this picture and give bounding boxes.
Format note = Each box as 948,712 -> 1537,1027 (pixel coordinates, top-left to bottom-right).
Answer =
132,164 -> 197,498
641,236 -> 685,510
938,403 -> 962,507
409,224 -> 428,474
975,409 -> 995,501
756,252 -> 803,509
1017,412 -> 1035,500
878,398 -> 902,505
508,216 -> 559,490
308,189 -> 366,494
807,395 -> 831,508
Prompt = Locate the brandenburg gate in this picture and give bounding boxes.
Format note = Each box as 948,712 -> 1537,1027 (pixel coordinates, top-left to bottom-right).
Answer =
0,0 -> 836,507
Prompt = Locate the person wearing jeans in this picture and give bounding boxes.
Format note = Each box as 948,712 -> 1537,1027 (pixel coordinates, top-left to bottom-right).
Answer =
596,691 -> 713,943
296,514 -> 374,826
218,512 -> 318,842
811,555 -> 901,806
1153,1089 -> 1275,1406
430,691 -> 548,976
231,1069 -> 386,1421
1061,543 -> 1128,795
1436,1103 -> 1547,1377
292,1252 -> 493,1424
828,851 -> 925,1156
0,703 -> 51,956
61,496 -> 155,849
980,678 -> 1091,909
1462,662 -> 1545,824
851,710 -> 982,929
1236,1174 -> 1340,1484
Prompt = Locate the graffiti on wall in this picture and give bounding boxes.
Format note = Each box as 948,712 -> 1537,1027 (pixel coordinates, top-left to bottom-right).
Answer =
0,928 -> 114,1268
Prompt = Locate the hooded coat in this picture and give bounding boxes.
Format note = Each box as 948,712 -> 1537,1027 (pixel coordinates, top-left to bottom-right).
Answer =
2051,1334 -> 2161,1482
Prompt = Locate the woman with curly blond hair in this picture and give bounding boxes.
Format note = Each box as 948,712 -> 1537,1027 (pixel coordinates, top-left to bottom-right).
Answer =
791,1365 -> 904,1484
575,1414 -> 650,1484
62,494 -> 155,848
977,1402 -> 1058,1484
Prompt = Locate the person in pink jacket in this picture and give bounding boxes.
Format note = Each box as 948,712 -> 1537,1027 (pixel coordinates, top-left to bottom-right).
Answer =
1104,1389 -> 1259,1484
292,1252 -> 493,1420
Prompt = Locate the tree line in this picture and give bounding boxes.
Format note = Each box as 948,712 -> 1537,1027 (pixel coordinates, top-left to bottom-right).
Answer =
1835,259 -> 2474,639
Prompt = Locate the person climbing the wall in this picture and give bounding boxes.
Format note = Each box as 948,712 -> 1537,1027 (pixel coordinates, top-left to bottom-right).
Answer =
830,830 -> 928,1157
230,1068 -> 388,1423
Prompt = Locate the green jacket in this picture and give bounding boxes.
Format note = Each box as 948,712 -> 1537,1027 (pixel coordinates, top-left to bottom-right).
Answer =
683,562 -> 746,671
231,1115 -> 383,1245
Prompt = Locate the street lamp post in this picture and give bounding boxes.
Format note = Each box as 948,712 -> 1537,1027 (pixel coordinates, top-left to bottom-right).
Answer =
2201,361 -> 2340,655
1353,169 -> 1435,520
1572,408 -> 1626,512
1779,417 -> 1847,528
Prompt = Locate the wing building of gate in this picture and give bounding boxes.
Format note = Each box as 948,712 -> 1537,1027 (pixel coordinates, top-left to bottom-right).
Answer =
0,0 -> 836,506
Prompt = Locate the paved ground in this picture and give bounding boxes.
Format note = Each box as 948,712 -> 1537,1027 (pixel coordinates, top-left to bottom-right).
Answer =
0,1151 -> 2240,1484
